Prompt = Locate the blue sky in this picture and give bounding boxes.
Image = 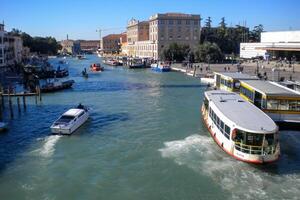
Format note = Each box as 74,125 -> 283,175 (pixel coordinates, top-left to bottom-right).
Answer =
2,0 -> 300,40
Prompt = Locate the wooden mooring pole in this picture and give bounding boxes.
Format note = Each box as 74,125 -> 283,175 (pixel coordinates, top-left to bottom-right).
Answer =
8,92 -> 14,119
17,97 -> 21,113
23,92 -> 26,110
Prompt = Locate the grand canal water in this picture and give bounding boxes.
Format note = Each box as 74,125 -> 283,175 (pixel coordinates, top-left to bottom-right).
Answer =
0,55 -> 299,200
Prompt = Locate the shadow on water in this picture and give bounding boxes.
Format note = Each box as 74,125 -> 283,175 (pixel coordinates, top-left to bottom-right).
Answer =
250,131 -> 300,175
0,104 -> 130,174
74,81 -> 207,92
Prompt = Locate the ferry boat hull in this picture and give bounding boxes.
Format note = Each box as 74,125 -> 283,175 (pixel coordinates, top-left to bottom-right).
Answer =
201,105 -> 280,164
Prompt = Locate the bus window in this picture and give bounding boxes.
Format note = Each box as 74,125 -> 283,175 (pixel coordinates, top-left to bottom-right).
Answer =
267,100 -> 279,110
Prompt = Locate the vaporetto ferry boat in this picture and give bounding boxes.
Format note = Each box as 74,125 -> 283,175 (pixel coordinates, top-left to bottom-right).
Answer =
202,90 -> 280,164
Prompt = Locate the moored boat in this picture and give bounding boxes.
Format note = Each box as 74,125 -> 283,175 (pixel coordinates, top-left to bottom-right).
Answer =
41,80 -> 75,93
202,90 -> 280,164
50,104 -> 89,135
151,62 -> 171,72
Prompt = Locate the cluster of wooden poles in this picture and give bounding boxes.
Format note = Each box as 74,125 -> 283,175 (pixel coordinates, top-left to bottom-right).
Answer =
0,85 -> 42,119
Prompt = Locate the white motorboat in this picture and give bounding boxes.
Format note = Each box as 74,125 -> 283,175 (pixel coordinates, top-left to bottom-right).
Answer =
50,105 -> 89,135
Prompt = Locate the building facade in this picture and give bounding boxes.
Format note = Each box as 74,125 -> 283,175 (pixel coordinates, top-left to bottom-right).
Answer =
102,34 -> 123,54
123,13 -> 201,59
60,39 -> 81,55
240,31 -> 300,60
0,23 -> 23,67
79,40 -> 99,52
0,23 -> 5,67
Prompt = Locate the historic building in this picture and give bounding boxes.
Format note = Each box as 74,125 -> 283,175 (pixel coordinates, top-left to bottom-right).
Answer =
0,23 -> 23,67
123,13 -> 201,59
102,34 -> 123,54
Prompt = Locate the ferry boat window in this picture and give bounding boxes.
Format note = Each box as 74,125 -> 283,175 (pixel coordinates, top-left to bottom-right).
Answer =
233,82 -> 241,89
289,100 -> 300,111
204,96 -> 209,109
240,86 -> 254,101
236,130 -> 263,146
279,100 -> 289,110
225,125 -> 230,137
265,134 -> 275,146
267,99 -> 279,110
261,98 -> 267,109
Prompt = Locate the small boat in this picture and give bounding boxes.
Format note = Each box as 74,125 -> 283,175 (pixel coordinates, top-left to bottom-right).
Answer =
82,68 -> 88,78
104,59 -> 119,66
127,58 -> 145,68
90,63 -> 104,72
200,73 -> 215,85
77,55 -> 86,60
50,104 -> 89,135
151,62 -> 171,72
0,122 -> 8,132
202,90 -> 280,164
41,80 -> 75,93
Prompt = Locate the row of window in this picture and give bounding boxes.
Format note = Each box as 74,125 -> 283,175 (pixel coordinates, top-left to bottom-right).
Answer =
267,99 -> 300,111
220,78 -> 233,88
156,20 -> 199,26
240,86 -> 254,101
209,108 -> 231,139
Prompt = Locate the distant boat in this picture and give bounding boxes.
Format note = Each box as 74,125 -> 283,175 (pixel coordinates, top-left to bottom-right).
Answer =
103,59 -> 119,66
41,80 -> 75,93
50,105 -> 89,135
90,63 -> 104,72
77,55 -> 86,60
151,62 -> 171,72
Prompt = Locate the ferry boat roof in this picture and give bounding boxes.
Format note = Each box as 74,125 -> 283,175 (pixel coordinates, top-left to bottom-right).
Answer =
214,72 -> 259,80
206,90 -> 277,133
63,109 -> 84,117
241,80 -> 300,97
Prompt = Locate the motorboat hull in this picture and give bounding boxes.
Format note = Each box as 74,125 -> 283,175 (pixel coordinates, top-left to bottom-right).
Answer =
51,111 -> 89,135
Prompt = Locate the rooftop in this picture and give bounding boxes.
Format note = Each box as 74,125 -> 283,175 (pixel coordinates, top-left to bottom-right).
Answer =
215,72 -> 259,80
206,90 -> 277,133
63,109 -> 84,117
241,80 -> 300,97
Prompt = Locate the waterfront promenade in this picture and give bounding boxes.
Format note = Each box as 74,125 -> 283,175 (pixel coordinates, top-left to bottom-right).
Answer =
172,61 -> 300,81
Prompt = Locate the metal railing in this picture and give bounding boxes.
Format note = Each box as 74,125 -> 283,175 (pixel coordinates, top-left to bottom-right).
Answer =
234,142 -> 276,155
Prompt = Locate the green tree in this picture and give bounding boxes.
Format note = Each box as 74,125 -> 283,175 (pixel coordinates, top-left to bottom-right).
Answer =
249,24 -> 264,42
195,42 -> 223,63
205,17 -> 212,29
161,43 -> 190,62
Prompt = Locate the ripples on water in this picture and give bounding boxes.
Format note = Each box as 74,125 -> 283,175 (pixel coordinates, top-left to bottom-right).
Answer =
0,55 -> 299,200
159,132 -> 300,200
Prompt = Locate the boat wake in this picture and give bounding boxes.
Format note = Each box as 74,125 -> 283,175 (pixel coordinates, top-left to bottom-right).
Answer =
159,134 -> 300,200
37,135 -> 62,158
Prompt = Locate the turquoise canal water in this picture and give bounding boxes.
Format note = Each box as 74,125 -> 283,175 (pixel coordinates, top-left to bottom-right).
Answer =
0,55 -> 299,200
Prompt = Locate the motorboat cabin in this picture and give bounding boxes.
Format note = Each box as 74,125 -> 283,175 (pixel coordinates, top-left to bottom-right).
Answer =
50,106 -> 89,135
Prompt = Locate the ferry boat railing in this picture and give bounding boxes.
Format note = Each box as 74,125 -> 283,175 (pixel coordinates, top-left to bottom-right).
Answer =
234,142 -> 276,155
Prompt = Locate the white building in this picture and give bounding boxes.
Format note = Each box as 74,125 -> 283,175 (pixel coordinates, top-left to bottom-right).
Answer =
240,31 -> 300,59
